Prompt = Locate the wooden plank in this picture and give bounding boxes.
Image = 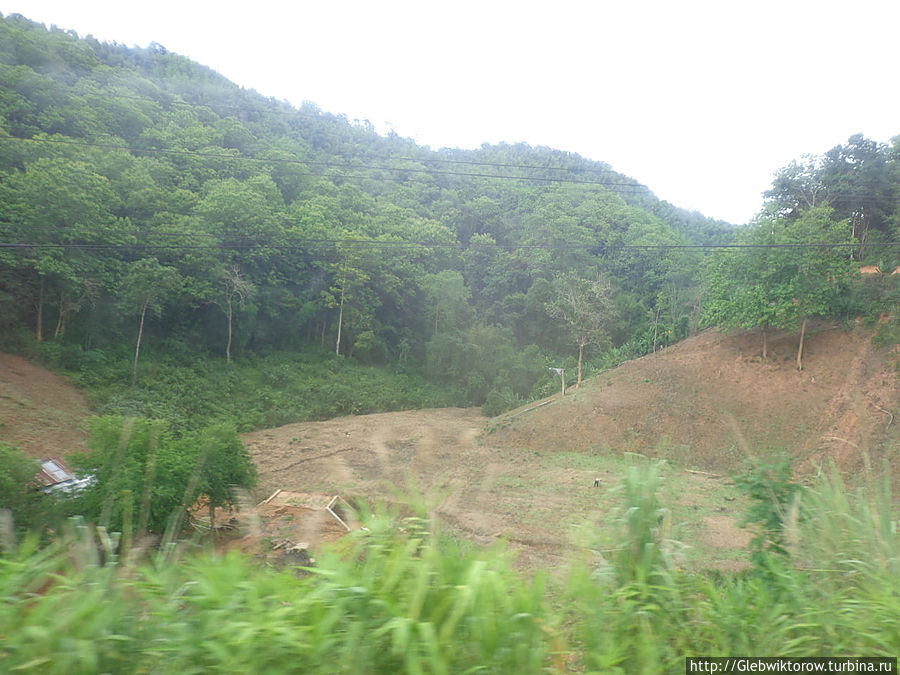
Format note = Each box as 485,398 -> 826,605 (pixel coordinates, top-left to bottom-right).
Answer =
258,488 -> 282,507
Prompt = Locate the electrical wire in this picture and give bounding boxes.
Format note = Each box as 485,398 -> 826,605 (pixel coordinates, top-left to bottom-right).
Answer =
0,240 -> 896,252
0,136 -> 651,190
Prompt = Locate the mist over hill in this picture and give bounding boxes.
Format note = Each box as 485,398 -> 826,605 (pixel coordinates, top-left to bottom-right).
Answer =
0,12 -> 897,421
0,13 -> 738,408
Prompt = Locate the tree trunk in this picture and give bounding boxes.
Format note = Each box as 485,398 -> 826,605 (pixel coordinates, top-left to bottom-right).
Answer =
652,306 -> 660,352
335,285 -> 345,356
34,276 -> 44,342
132,300 -> 148,386
136,430 -> 158,539
54,290 -> 66,339
36,276 -> 44,343
226,299 -> 233,365
762,326 -> 768,361
577,343 -> 584,387
209,500 -> 216,532
796,318 -> 807,371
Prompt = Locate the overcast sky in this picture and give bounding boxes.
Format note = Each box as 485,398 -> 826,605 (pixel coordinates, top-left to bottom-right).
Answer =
2,0 -> 899,225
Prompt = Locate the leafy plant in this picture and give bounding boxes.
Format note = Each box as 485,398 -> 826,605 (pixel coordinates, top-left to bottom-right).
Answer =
0,444 -> 54,540
70,416 -> 255,535
733,455 -> 801,563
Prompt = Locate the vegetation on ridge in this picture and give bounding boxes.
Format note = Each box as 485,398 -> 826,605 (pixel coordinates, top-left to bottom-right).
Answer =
0,14 -> 897,426
0,12 -> 730,420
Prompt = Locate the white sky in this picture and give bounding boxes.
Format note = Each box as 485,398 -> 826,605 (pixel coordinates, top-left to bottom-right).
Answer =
2,0 -> 899,225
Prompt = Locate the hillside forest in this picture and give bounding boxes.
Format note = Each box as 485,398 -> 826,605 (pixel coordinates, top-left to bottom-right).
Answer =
1,15 -> 898,428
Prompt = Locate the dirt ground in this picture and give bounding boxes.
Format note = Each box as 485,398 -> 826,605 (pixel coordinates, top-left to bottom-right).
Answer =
0,353 -> 91,458
242,408 -> 755,572
493,323 -> 898,481
242,324 -> 898,572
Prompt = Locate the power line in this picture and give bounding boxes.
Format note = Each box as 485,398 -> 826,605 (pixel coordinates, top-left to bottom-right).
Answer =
0,136 -> 651,190
1,240 -> 896,252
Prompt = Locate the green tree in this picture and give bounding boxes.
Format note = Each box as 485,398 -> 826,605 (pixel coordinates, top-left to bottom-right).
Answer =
0,444 -> 52,539
821,134 -> 894,258
0,156 -> 127,341
212,264 -> 255,365
121,257 -> 181,385
423,270 -> 472,337
322,235 -> 374,357
195,422 -> 257,529
546,273 -> 614,387
703,207 -> 855,369
72,416 -> 256,536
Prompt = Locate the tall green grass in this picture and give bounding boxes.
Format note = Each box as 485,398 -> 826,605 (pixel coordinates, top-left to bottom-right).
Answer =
2,463 -> 898,673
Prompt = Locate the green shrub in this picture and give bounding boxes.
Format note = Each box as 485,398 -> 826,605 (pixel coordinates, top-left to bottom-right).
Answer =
733,455 -> 801,564
0,444 -> 54,540
70,416 -> 255,535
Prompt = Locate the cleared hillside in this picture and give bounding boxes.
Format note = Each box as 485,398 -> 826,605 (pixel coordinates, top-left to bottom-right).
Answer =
242,324 -> 897,570
493,323 -> 898,480
0,353 -> 90,458
0,323 -> 895,569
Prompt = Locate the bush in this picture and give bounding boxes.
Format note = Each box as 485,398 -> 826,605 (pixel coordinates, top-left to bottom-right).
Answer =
0,444 -> 53,539
733,455 -> 801,564
70,416 -> 256,535
67,346 -> 455,434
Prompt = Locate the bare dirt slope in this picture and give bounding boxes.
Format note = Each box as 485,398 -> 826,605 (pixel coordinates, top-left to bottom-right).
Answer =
243,407 -> 753,572
493,323 -> 898,479
0,353 -> 91,458
243,324 -> 897,571
0,323 -> 894,570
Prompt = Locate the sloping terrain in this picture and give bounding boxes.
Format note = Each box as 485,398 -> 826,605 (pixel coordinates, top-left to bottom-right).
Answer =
493,323 -> 898,479
242,324 -> 897,571
0,323 -> 895,570
242,406 -> 755,572
0,353 -> 91,458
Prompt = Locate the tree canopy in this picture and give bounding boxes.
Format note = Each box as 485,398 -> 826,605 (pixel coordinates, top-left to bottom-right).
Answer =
0,14 -> 896,416
0,14 -> 737,412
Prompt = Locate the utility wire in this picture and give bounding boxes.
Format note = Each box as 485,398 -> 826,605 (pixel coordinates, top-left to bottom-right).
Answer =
0,136 -> 651,190
13,86 -> 900,189
1,240 -> 897,252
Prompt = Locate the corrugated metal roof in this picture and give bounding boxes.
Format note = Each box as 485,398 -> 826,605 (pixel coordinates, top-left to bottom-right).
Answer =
37,458 -> 75,486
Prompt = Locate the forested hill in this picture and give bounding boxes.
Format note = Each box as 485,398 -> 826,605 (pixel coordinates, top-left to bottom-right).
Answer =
0,13 -> 735,411
2,13 -> 895,424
